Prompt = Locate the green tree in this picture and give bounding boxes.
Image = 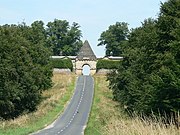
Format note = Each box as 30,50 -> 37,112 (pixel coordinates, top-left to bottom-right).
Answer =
152,0 -> 180,116
98,22 -> 129,56
19,21 -> 52,90
0,23 -> 52,119
107,0 -> 180,119
31,20 -> 47,45
46,19 -> 82,56
108,19 -> 159,115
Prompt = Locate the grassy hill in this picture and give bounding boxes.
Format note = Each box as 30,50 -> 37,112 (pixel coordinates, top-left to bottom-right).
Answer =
85,75 -> 180,135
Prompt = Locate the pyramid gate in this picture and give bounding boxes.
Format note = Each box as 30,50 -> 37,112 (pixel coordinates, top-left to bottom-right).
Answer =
75,40 -> 97,75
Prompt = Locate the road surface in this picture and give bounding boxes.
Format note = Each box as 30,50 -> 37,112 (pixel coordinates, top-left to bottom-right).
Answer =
31,75 -> 94,135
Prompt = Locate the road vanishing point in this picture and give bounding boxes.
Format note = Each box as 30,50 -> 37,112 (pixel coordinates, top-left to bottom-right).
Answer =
31,75 -> 94,135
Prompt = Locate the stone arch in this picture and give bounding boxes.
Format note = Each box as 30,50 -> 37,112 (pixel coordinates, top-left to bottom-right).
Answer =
75,60 -> 97,75
82,63 -> 91,69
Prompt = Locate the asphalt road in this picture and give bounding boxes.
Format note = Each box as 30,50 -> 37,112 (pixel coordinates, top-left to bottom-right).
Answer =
31,75 -> 94,135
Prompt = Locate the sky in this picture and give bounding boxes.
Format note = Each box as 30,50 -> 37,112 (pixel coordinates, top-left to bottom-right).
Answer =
0,0 -> 166,57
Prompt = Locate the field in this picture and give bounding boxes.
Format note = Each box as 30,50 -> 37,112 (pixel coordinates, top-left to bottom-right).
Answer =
0,73 -> 76,135
85,75 -> 180,135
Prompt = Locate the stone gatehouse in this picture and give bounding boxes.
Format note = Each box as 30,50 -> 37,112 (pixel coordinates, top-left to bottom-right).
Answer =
52,40 -> 123,75
75,40 -> 97,75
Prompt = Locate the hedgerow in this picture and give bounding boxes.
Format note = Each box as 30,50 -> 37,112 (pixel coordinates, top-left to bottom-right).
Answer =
51,58 -> 73,71
96,59 -> 120,70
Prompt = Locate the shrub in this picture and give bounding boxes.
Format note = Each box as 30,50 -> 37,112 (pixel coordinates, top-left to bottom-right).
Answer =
96,59 -> 120,70
51,58 -> 73,71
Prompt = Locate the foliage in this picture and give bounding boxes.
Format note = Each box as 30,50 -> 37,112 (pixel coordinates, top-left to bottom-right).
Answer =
96,59 -> 120,70
107,0 -> 180,120
0,18 -> 83,119
86,75 -> 179,135
51,58 -> 73,71
0,74 -> 76,135
0,23 -> 52,119
108,19 -> 159,114
46,19 -> 83,56
98,22 -> 129,56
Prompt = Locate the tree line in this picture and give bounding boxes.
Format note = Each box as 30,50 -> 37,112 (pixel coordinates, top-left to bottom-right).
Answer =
0,19 -> 82,119
99,0 -> 180,121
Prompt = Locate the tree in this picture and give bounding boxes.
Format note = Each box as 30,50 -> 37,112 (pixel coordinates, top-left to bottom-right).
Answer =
107,0 -> 180,119
153,0 -> 180,116
31,20 -> 47,45
0,23 -> 52,119
46,19 -> 83,56
19,21 -> 52,90
98,22 -> 129,56
108,19 -> 159,115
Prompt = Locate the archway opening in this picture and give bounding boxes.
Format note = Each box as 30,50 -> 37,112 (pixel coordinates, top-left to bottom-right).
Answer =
82,65 -> 90,75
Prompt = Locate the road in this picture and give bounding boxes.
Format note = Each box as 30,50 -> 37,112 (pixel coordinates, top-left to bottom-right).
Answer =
31,75 -> 94,135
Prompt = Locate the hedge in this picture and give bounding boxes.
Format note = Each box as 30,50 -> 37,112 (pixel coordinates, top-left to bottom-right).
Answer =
96,59 -> 121,70
51,58 -> 73,71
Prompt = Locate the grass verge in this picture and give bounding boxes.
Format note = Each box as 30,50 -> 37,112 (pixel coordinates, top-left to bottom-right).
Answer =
85,75 -> 180,135
0,73 -> 76,135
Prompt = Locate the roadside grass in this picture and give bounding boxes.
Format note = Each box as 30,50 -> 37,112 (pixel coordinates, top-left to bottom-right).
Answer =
0,73 -> 76,135
85,75 -> 180,135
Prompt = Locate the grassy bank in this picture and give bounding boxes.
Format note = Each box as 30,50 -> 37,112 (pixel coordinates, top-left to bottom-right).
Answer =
0,73 -> 76,135
85,75 -> 180,135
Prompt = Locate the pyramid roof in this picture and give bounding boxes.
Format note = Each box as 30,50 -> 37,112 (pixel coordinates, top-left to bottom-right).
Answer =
77,40 -> 96,60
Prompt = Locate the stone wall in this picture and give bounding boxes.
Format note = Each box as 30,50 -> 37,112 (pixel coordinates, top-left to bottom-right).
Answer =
96,69 -> 112,75
53,68 -> 71,74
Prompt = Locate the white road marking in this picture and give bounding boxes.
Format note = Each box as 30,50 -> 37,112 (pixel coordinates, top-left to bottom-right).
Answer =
58,76 -> 87,133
